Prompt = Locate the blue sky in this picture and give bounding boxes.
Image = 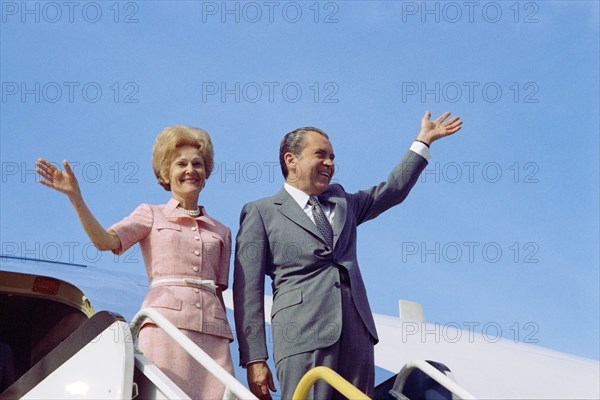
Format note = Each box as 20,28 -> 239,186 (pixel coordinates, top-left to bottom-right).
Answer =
1,0 -> 598,362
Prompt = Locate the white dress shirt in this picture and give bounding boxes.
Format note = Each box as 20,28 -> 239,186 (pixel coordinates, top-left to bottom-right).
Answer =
283,183 -> 335,226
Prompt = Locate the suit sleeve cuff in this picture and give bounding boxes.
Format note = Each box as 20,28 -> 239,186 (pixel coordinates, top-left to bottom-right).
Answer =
246,359 -> 267,367
410,141 -> 431,161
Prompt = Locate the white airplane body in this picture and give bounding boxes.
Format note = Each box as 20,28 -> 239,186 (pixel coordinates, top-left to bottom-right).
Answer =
1,258 -> 598,399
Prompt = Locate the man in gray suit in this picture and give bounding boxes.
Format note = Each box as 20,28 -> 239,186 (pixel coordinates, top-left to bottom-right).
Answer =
233,112 -> 462,400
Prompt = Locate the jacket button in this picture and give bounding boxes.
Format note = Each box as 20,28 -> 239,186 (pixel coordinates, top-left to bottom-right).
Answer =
193,267 -> 199,272
334,282 -> 341,288
195,303 -> 201,308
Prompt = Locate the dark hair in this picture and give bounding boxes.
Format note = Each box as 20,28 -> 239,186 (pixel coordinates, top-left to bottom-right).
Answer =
279,127 -> 328,178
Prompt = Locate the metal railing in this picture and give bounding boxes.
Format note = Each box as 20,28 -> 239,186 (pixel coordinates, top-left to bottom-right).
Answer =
291,366 -> 370,400
291,361 -> 477,400
130,307 -> 257,400
129,309 -> 476,400
394,360 -> 477,400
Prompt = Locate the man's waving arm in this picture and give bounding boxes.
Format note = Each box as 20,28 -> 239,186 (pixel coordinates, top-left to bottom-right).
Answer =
352,111 -> 463,225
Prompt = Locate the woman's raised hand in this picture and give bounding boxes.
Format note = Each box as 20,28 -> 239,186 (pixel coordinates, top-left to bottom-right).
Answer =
35,159 -> 82,199
35,158 -> 121,251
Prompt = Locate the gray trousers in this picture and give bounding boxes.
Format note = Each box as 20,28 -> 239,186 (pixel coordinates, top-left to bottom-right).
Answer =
275,282 -> 375,400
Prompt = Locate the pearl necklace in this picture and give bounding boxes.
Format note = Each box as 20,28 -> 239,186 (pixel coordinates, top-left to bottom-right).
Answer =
177,206 -> 200,217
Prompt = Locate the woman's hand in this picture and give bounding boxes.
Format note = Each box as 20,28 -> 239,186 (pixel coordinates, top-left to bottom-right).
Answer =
35,159 -> 82,200
34,158 -> 121,251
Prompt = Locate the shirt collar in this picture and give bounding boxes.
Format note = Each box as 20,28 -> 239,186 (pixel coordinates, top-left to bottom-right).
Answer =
166,197 -> 181,213
165,197 -> 215,226
284,183 -> 311,209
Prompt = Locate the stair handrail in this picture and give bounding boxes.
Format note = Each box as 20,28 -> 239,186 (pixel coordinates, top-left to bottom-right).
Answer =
291,366 -> 370,400
395,360 -> 477,400
130,307 -> 257,400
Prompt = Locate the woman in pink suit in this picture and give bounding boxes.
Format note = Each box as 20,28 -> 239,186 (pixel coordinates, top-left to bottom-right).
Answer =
35,126 -> 235,399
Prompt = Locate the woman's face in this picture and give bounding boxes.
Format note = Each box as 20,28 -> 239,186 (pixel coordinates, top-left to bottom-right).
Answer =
167,145 -> 206,201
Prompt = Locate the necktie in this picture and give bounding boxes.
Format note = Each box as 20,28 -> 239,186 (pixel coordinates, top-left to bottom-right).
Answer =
308,196 -> 333,249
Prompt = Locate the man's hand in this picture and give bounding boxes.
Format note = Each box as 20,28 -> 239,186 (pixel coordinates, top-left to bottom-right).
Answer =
416,111 -> 463,145
247,361 -> 276,400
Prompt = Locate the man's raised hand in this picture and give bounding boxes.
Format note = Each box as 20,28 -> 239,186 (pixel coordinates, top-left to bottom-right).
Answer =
417,111 -> 463,145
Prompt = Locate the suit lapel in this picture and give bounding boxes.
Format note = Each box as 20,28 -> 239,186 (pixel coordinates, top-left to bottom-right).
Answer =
320,189 -> 347,248
274,188 -> 325,243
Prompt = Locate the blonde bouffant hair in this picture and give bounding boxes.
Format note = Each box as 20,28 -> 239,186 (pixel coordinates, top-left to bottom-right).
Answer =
152,126 -> 214,191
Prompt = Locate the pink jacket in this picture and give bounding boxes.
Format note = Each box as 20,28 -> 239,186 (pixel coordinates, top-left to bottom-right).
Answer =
110,198 -> 233,341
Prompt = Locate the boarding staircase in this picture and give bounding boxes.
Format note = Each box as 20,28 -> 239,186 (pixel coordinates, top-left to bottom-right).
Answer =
0,269 -> 476,399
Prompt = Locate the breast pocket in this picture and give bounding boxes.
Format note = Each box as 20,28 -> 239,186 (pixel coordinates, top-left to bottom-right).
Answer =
154,222 -> 182,266
156,222 -> 182,233
156,222 -> 182,245
201,232 -> 225,271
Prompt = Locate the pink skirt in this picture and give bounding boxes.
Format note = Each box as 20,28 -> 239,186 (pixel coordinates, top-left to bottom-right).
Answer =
138,324 -> 234,400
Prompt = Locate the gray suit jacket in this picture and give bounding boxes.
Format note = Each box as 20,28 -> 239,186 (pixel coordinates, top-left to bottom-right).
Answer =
233,150 -> 427,366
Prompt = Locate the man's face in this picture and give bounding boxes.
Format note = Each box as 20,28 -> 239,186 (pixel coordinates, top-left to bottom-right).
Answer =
286,130 -> 335,196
